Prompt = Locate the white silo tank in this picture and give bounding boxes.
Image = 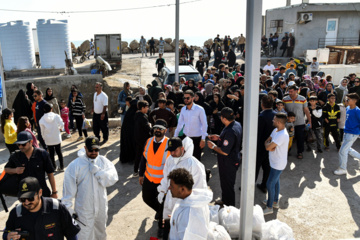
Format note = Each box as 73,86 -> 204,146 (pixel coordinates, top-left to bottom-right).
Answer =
0,20 -> 36,71
37,19 -> 72,69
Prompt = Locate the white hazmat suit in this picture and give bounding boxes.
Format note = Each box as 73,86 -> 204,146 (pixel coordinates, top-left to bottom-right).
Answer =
169,189 -> 213,240
62,148 -> 119,240
157,137 -> 208,220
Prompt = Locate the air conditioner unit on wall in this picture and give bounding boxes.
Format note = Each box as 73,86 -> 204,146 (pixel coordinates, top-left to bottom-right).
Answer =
299,13 -> 313,23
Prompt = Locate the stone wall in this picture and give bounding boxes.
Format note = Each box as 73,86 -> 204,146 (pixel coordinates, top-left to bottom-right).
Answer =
5,74 -> 122,118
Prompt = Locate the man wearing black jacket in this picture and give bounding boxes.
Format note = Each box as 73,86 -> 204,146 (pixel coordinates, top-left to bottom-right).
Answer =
255,95 -> 275,193
322,93 -> 341,150
134,101 -> 152,176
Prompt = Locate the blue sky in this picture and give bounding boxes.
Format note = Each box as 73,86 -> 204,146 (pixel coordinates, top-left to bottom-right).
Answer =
0,0 -> 359,46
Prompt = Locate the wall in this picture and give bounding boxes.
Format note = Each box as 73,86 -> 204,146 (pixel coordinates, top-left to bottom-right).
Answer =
266,3 -> 360,57
4,74 -> 123,118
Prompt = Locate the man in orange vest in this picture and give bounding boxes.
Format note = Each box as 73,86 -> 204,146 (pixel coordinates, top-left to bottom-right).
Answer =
139,119 -> 170,238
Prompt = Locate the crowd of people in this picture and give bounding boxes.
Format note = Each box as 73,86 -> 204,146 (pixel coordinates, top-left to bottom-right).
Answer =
1,34 -> 360,238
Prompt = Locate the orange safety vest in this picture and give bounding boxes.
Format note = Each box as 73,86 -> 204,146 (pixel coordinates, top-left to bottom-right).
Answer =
143,137 -> 170,184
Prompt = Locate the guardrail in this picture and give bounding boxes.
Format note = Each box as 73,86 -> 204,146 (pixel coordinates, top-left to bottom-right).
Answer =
318,38 -> 359,48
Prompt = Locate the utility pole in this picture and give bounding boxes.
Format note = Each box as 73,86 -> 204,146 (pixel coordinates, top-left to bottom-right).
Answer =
240,0 -> 262,239
175,0 -> 180,83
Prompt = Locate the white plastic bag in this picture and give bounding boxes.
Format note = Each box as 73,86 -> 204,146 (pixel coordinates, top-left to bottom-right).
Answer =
261,219 -> 295,240
252,205 -> 265,236
207,221 -> 231,240
209,205 -> 221,224
218,205 -> 240,238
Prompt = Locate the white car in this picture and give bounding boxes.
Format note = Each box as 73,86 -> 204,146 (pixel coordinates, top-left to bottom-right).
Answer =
154,65 -> 202,87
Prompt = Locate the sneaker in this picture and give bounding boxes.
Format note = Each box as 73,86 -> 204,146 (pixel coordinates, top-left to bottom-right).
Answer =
77,136 -> 84,141
334,168 -> 347,175
66,134 -> 71,138
133,172 -> 139,177
263,207 -> 273,215
59,167 -> 64,172
262,199 -> 279,209
317,148 -> 323,153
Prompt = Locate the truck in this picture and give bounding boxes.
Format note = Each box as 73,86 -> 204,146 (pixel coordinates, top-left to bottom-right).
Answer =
94,34 -> 122,70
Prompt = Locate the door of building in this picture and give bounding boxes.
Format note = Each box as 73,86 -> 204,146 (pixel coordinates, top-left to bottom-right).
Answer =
325,18 -> 338,46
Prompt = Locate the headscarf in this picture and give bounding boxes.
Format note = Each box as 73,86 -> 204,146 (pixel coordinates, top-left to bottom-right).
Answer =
44,87 -> 55,101
338,78 -> 349,103
26,82 -> 34,103
204,83 -> 213,98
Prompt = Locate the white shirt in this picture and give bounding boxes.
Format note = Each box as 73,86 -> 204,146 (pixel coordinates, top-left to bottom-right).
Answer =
269,128 -> 289,170
93,91 -> 108,114
263,64 -> 275,75
174,103 -> 208,139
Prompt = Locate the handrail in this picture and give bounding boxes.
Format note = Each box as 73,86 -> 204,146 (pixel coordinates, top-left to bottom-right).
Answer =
318,38 -> 359,48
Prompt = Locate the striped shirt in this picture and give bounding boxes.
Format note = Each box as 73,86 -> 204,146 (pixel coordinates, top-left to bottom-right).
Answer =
283,94 -> 308,126
70,97 -> 86,116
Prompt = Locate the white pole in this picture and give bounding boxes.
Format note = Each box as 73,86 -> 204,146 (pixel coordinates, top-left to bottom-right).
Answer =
0,42 -> 7,110
175,0 -> 180,83
240,0 -> 262,239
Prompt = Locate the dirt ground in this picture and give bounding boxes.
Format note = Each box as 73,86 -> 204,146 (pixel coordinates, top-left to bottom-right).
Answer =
1,52 -> 360,239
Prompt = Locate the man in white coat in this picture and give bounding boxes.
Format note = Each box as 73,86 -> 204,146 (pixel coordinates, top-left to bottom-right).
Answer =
167,168 -> 212,240
157,137 -> 207,238
62,136 -> 119,240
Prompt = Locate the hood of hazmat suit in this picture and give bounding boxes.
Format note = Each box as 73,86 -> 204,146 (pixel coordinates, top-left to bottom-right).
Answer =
62,148 -> 118,240
169,189 -> 213,240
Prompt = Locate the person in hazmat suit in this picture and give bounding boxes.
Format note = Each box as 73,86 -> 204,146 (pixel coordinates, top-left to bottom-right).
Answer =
167,168 -> 212,240
157,136 -> 208,239
62,136 -> 119,240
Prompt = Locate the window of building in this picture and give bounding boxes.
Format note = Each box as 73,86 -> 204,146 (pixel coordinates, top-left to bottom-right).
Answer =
270,20 -> 283,33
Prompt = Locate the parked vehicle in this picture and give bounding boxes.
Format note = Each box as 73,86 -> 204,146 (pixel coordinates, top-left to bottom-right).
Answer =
94,34 -> 122,70
153,65 -> 202,87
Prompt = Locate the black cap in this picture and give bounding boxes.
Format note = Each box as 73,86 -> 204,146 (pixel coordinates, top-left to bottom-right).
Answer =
299,82 -> 307,87
43,103 -> 53,113
18,177 -> 41,199
166,137 -> 183,151
85,136 -> 100,150
15,131 -> 33,144
153,119 -> 167,130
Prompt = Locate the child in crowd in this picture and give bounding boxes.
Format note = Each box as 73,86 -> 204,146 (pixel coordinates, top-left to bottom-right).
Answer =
306,96 -> 323,153
322,93 -> 341,151
338,98 -> 348,142
60,99 -> 71,138
17,116 -> 39,148
286,112 -> 296,152
274,101 -> 287,114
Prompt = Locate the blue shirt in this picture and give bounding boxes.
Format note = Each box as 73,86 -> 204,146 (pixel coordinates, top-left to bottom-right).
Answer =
344,106 -> 360,135
175,103 -> 208,139
273,72 -> 283,84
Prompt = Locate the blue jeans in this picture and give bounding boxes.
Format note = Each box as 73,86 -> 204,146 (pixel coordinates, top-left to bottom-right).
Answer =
339,133 -> 360,170
266,167 -> 282,208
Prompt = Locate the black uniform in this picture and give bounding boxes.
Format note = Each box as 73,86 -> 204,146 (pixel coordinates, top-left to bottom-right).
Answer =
4,197 -> 80,240
5,149 -> 55,197
216,121 -> 242,206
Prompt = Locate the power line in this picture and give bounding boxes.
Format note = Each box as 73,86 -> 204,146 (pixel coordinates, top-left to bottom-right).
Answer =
0,0 -> 201,14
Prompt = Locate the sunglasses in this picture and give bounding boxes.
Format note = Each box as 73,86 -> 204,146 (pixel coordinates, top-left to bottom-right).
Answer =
153,127 -> 164,131
183,97 -> 191,100
19,194 -> 37,203
33,95 -> 38,98
355,81 -> 360,83
17,142 -> 29,147
89,148 -> 100,152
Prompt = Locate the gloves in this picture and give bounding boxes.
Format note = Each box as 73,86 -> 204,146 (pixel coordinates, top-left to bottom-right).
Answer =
157,192 -> 165,204
90,164 -> 100,174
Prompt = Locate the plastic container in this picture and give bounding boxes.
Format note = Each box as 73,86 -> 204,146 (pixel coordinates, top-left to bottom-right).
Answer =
37,19 -> 72,69
0,20 -> 36,70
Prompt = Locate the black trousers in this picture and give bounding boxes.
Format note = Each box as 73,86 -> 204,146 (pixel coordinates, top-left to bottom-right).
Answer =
142,177 -> 162,228
93,112 -> 109,142
240,44 -> 245,53
150,46 -> 155,55
287,47 -> 294,57
48,144 -> 64,169
69,110 -> 75,130
218,157 -> 239,206
255,150 -> 270,188
340,129 -> 344,142
281,47 -> 287,57
324,126 -> 341,149
74,115 -> 88,137
189,136 -> 202,161
294,125 -> 305,154
5,143 -> 18,154
36,125 -> 47,150
134,143 -> 144,173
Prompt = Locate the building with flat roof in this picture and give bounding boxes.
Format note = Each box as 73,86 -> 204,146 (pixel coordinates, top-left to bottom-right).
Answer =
265,1 -> 360,57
